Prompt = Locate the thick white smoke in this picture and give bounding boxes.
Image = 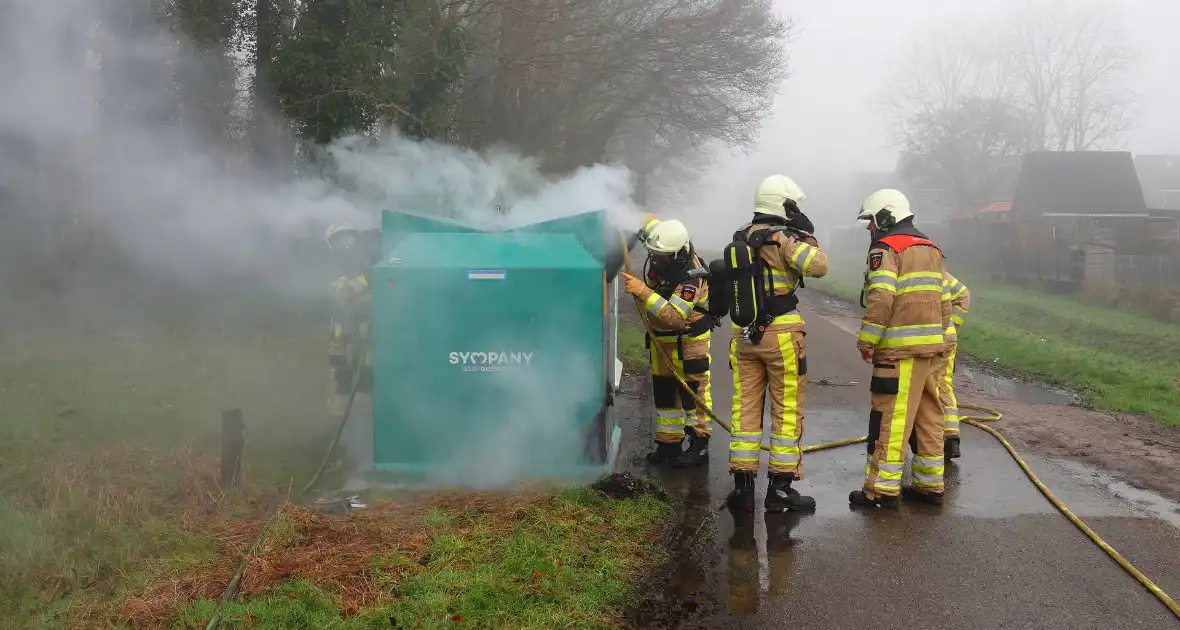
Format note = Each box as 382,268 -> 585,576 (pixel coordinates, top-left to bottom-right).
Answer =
0,0 -> 642,306
0,0 -> 644,489
326,135 -> 642,232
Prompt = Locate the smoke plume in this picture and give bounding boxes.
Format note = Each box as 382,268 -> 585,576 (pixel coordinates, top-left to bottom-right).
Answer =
0,0 -> 642,307
0,0 -> 642,488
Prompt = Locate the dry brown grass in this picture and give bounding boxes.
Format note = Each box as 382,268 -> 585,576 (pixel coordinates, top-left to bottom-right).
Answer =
91,491 -> 551,629
8,443 -> 264,628
2,442 -> 266,601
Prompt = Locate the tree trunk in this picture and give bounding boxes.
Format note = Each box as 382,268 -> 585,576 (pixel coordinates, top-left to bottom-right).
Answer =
250,0 -> 278,164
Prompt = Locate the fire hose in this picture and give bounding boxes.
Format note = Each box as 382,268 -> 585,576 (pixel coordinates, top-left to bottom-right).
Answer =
618,230 -> 1180,620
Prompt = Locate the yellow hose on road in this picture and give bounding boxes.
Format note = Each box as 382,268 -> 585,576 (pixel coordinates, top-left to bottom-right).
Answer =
964,407 -> 1180,619
618,230 -> 1180,620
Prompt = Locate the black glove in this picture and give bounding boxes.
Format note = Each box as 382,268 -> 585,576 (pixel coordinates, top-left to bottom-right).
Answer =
787,211 -> 814,236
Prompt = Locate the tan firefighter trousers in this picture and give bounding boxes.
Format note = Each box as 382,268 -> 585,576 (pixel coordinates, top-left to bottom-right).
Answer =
863,355 -> 945,497
728,327 -> 807,476
649,335 -> 713,443
940,341 -> 960,437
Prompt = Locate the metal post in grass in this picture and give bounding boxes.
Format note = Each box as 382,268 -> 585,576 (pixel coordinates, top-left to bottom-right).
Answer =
221,409 -> 244,488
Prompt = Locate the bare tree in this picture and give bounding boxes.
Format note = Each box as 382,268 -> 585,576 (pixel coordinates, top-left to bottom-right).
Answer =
1000,0 -> 1139,151
886,24 -> 986,129
899,97 -> 1034,213
446,0 -> 791,178
884,0 -> 1140,213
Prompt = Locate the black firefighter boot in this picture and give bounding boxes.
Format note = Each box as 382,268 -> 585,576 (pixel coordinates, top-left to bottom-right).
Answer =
726,471 -> 756,512
848,490 -> 899,508
645,441 -> 682,465
765,473 -> 816,513
945,435 -> 962,461
672,428 -> 710,468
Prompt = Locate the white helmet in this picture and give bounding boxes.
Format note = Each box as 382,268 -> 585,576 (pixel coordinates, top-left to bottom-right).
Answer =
642,219 -> 690,254
754,174 -> 806,218
325,222 -> 358,249
858,189 -> 914,228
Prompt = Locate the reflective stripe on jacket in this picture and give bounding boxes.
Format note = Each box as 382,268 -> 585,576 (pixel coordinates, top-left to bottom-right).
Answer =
942,271 -> 970,341
737,223 -> 830,331
643,255 -> 711,342
857,232 -> 951,360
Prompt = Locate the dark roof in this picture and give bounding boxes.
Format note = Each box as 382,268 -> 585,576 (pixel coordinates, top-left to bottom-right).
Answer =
1010,151 -> 1147,216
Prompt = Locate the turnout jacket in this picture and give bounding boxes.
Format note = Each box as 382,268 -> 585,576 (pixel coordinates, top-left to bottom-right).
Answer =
857,225 -> 951,361
736,220 -> 830,333
638,254 -> 712,339
942,271 -> 970,344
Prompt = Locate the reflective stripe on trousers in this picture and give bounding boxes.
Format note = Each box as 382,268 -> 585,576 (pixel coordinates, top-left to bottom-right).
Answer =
941,343 -> 960,436
728,328 -> 807,475
650,336 -> 712,442
912,455 -> 945,490
863,355 -> 945,497
654,406 -> 686,441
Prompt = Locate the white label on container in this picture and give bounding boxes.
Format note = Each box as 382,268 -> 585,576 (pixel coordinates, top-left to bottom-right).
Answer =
468,269 -> 506,280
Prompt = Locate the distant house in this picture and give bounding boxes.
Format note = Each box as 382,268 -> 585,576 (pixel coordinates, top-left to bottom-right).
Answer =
1010,151 -> 1148,218
1005,151 -> 1163,291
946,151 -> 1178,293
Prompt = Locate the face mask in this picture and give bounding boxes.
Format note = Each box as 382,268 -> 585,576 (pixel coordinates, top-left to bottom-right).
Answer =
330,235 -> 356,251
646,249 -> 689,284
647,253 -> 672,276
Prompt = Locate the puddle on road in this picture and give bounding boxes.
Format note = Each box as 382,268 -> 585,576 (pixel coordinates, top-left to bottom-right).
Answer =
1053,459 -> 1180,528
649,456 -> 1180,626
957,364 -> 1078,406
648,462 -> 818,621
633,466 -> 722,626
631,383 -> 1178,625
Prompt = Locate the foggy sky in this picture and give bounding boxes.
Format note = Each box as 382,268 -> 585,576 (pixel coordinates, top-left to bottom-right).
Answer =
680,0 -> 1180,240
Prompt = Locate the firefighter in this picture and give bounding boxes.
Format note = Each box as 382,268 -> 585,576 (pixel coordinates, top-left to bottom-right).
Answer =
851,189 -> 951,508
941,271 -> 970,460
325,222 -> 375,419
620,217 -> 715,468
726,174 -> 829,513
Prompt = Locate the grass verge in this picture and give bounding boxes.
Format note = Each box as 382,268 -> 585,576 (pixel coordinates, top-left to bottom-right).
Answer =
618,314 -> 648,372
0,316 -> 331,628
3,306 -> 670,628
130,487 -> 667,629
809,259 -> 1180,427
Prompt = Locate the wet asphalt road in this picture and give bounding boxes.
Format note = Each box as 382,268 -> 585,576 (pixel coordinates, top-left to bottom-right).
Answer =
617,295 -> 1180,629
